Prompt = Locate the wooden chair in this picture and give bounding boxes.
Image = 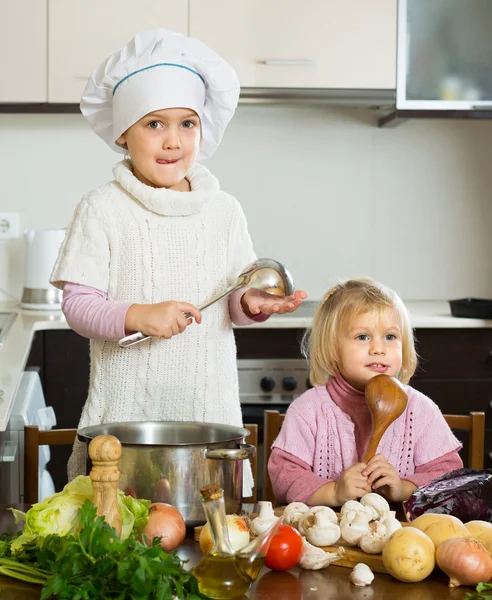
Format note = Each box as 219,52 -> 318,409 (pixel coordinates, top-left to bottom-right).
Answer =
243,424 -> 258,503
24,426 -> 77,504
263,410 -> 486,505
24,423 -> 259,504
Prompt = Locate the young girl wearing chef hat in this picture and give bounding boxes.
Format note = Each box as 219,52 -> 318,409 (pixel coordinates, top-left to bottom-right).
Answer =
50,29 -> 306,492
268,278 -> 461,506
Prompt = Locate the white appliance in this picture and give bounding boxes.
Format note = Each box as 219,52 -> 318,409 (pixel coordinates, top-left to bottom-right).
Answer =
21,229 -> 66,310
0,371 -> 56,504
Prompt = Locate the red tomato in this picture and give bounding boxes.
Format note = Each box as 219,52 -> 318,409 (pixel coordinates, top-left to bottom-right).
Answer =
265,525 -> 303,571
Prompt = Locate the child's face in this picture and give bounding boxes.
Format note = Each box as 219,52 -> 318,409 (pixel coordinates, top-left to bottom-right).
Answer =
116,108 -> 201,190
338,308 -> 403,391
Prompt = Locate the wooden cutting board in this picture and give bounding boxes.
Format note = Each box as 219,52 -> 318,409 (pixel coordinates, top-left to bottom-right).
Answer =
193,507 -> 407,575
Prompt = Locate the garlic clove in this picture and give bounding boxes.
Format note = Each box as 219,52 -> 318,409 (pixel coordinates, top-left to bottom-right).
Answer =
350,563 -> 375,586
299,537 -> 345,570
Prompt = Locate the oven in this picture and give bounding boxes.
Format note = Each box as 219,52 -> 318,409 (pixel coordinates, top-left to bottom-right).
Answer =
238,357 -> 310,499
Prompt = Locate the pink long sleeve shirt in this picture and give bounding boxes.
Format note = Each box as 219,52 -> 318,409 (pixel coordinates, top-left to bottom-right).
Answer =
269,375 -> 463,505
61,282 -> 268,342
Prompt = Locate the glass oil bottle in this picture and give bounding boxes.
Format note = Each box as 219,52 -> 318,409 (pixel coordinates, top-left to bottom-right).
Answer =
193,483 -> 282,600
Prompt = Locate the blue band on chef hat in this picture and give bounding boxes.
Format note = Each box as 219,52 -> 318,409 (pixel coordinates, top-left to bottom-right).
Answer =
113,63 -> 205,96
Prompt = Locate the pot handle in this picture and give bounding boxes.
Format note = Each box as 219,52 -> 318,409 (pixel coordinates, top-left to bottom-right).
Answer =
201,444 -> 256,461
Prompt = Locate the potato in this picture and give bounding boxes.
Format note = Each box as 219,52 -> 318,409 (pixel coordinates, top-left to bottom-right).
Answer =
465,520 -> 492,544
411,513 -> 468,548
382,527 -> 435,583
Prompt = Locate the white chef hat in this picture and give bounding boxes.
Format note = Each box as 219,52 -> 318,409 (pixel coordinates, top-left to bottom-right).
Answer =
80,29 -> 240,159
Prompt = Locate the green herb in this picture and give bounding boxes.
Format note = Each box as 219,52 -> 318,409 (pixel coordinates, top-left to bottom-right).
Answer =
465,582 -> 492,599
0,500 -> 209,600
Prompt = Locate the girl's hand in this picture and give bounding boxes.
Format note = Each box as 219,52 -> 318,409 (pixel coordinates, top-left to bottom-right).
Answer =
363,454 -> 406,502
125,301 -> 202,339
241,289 -> 308,317
334,463 -> 372,505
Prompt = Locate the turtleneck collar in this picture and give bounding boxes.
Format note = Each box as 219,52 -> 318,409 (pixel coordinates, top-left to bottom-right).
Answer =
113,159 -> 220,216
327,373 -> 365,401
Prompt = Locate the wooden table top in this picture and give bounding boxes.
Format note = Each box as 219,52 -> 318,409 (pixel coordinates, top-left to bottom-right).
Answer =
0,506 -> 473,599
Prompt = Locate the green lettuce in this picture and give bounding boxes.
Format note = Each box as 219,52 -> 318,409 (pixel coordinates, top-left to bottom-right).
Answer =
11,476 -> 150,552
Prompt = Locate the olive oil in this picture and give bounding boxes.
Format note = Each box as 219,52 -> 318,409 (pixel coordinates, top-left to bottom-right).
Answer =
194,553 -> 252,599
194,483 -> 282,600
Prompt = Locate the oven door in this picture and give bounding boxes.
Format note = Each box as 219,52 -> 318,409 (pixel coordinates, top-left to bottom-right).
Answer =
238,358 -> 309,499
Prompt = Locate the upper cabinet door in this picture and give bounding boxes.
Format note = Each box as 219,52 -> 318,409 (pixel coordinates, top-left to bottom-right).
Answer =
0,0 -> 47,102
397,0 -> 492,109
190,0 -> 396,89
48,0 -> 188,103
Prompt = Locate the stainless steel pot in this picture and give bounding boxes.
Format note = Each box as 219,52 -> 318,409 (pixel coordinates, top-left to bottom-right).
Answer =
77,421 -> 256,526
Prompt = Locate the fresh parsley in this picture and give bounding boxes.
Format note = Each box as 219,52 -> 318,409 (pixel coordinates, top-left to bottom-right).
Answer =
466,582 -> 492,599
0,500 -> 209,600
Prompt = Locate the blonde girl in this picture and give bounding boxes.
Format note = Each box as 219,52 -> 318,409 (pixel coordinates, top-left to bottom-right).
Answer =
268,278 -> 462,506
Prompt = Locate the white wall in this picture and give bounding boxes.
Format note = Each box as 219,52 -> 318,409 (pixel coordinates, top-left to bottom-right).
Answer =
1,105 -> 492,301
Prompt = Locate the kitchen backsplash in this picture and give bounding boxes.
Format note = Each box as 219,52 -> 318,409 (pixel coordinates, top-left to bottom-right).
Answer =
1,105 -> 492,302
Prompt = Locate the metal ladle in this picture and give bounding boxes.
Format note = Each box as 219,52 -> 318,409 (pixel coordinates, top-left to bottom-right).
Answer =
118,258 -> 295,348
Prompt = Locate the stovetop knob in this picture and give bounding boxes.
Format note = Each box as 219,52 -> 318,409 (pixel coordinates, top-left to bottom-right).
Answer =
260,376 -> 276,392
282,376 -> 297,392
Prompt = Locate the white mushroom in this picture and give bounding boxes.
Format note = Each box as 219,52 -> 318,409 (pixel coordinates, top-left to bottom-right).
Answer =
349,563 -> 375,586
340,509 -> 372,546
251,501 -> 280,535
340,500 -> 365,516
298,537 -> 345,570
359,520 -> 388,554
360,493 -> 390,521
381,514 -> 402,538
300,508 -> 341,547
282,502 -> 309,529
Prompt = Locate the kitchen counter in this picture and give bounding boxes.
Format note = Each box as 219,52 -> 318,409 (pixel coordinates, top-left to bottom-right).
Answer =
1,299 -> 491,432
0,505 -> 473,599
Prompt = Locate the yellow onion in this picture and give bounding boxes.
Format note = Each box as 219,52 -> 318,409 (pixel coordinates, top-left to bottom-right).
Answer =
140,503 -> 186,552
436,536 -> 492,587
199,514 -> 250,553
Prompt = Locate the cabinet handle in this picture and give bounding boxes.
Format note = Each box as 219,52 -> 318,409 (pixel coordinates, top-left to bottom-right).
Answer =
257,59 -> 316,67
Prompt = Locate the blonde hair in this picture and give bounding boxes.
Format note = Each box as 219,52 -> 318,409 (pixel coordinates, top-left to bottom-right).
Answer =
303,278 -> 417,386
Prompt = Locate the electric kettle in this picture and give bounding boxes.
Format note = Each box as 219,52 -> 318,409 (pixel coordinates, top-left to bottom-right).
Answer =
20,229 -> 66,310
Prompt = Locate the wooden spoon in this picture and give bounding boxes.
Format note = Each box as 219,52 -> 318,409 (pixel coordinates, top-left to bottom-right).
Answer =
362,374 -> 408,463
88,434 -> 122,537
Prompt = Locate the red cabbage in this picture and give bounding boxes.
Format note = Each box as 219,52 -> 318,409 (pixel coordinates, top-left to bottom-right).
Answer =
403,468 -> 492,523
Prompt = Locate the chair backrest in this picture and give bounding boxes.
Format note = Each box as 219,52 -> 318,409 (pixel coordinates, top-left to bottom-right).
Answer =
262,410 -> 486,505
25,423 -> 259,505
443,412 -> 485,470
243,423 -> 258,503
264,411 -> 286,504
24,426 -> 77,504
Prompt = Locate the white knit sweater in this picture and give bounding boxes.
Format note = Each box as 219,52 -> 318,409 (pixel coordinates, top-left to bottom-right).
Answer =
51,160 -> 255,487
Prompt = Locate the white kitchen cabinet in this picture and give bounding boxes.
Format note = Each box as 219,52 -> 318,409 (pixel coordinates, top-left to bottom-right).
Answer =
0,0 -> 47,102
190,0 -> 396,89
48,0 -> 188,103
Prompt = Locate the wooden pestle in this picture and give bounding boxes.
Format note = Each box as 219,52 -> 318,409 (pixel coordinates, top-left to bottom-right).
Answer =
88,434 -> 122,537
362,374 -> 408,463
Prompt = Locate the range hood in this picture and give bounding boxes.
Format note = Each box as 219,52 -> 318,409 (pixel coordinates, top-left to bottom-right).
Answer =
239,88 -> 395,109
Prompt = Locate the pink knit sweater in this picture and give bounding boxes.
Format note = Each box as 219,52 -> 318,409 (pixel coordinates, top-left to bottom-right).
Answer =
269,375 -> 463,504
